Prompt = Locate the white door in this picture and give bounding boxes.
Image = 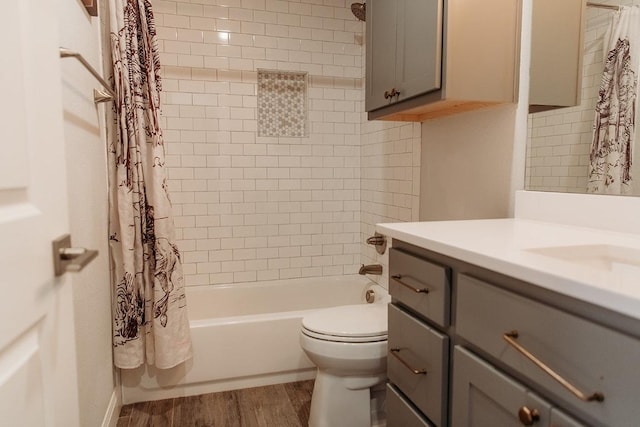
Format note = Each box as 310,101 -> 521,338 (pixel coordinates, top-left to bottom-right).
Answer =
0,0 -> 81,426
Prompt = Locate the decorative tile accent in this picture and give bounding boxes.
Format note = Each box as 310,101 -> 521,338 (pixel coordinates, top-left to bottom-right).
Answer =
257,70 -> 308,137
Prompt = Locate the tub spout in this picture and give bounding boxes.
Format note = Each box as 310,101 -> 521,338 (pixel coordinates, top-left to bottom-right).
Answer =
359,264 -> 383,275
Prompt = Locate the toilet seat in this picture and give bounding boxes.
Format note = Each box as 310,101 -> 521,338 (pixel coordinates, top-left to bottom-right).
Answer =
301,304 -> 388,343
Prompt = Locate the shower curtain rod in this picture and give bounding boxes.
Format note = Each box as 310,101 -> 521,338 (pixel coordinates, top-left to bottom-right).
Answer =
586,2 -> 620,10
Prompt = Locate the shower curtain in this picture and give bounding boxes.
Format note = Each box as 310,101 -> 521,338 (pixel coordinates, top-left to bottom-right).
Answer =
108,0 -> 192,369
588,6 -> 640,195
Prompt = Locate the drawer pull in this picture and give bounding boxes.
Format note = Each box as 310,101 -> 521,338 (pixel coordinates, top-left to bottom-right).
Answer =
391,274 -> 429,294
389,348 -> 427,375
503,331 -> 605,403
518,406 -> 540,426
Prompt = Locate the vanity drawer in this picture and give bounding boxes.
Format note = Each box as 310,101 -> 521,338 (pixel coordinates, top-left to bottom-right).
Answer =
389,248 -> 450,326
386,383 -> 435,427
388,304 -> 449,426
456,274 -> 640,427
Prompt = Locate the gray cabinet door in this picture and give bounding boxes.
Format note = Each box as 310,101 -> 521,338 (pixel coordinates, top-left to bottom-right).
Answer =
388,304 -> 448,426
365,0 -> 398,111
456,274 -> 639,426
387,384 -> 435,427
452,346 -> 552,427
389,248 -> 450,327
550,408 -> 586,427
366,0 -> 443,112
395,0 -> 442,102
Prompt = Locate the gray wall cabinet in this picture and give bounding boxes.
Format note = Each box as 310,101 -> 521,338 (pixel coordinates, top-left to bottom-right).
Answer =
387,240 -> 637,427
366,0 -> 520,122
365,0 -> 442,112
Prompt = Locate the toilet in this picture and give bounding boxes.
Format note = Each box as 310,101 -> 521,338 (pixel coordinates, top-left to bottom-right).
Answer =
300,303 -> 388,427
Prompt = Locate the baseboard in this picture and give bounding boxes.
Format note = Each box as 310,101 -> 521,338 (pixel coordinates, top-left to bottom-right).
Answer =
122,369 -> 316,404
101,389 -> 122,427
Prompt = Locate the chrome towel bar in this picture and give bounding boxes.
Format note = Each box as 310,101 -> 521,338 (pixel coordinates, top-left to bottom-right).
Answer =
59,47 -> 115,103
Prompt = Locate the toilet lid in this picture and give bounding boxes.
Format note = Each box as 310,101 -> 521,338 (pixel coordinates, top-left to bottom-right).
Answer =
301,304 -> 388,342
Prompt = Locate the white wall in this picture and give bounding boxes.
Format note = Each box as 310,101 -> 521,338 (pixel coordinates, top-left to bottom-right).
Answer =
420,105 -> 519,220
57,0 -> 118,426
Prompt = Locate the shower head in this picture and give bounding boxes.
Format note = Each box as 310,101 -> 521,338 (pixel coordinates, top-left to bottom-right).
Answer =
351,2 -> 366,21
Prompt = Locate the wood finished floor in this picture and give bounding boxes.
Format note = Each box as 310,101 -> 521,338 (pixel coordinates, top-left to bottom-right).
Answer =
116,380 -> 314,427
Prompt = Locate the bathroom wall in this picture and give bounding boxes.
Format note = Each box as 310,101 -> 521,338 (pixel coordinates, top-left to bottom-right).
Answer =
152,0 -> 420,286
526,0 -> 640,194
58,1 -> 117,426
420,105 -> 519,220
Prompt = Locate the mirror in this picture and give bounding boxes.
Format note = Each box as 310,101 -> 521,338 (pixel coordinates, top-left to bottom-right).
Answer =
526,1 -> 640,196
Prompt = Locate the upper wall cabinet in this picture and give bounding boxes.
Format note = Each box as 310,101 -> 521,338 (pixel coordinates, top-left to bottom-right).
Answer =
366,0 -> 443,112
366,0 -> 521,122
529,0 -> 585,112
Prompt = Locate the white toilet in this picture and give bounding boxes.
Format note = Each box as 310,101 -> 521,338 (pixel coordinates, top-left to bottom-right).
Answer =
300,303 -> 388,427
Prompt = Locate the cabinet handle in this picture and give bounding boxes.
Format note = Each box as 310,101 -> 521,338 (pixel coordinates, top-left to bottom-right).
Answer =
389,348 -> 427,375
391,274 -> 429,293
518,406 -> 540,426
503,331 -> 605,402
384,88 -> 401,99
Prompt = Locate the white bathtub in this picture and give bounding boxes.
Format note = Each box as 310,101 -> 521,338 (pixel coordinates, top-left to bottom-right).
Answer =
120,275 -> 388,404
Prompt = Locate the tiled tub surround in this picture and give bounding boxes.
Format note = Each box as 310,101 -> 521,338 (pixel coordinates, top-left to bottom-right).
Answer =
152,0 -> 420,286
360,120 -> 421,288
526,0 -> 640,194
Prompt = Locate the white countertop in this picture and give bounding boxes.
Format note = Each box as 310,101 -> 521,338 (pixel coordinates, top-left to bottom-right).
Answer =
377,218 -> 640,321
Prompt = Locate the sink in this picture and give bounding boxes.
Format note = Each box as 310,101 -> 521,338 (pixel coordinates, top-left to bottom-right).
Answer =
526,244 -> 640,274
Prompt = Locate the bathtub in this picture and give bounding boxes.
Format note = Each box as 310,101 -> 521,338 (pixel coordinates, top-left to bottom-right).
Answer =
120,274 -> 389,404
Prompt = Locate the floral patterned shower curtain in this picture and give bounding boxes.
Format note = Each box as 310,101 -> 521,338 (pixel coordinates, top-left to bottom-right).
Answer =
588,6 -> 640,195
108,0 -> 192,369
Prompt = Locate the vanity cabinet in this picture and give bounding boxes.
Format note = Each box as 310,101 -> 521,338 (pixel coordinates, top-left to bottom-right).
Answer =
452,346 -> 585,427
456,274 -> 640,427
386,240 -> 640,427
388,304 -> 448,426
366,0 -> 521,122
451,346 -> 553,426
387,383 -> 435,427
387,248 -> 451,426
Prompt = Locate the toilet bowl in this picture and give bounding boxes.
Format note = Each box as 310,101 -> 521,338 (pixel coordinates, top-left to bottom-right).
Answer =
300,303 -> 388,427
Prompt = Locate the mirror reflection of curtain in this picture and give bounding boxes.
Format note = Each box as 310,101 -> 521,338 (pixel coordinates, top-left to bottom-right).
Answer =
588,6 -> 640,195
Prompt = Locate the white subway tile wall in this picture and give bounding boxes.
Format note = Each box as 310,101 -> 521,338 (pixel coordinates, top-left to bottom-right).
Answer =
526,2 -> 636,193
153,0 -> 419,286
360,119 -> 421,289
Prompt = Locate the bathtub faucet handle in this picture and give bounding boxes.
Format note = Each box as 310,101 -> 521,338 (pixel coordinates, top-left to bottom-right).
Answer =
366,233 -> 387,255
